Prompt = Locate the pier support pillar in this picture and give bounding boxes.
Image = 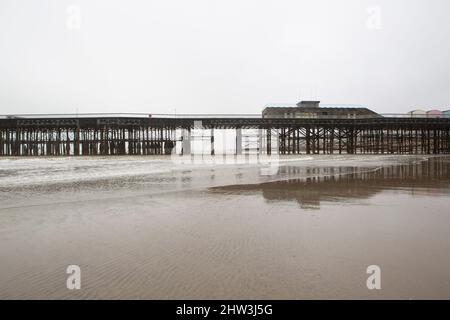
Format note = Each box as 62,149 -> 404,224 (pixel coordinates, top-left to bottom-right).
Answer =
273,129 -> 279,155
267,129 -> 272,155
74,126 -> 80,156
258,129 -> 263,155
182,128 -> 191,155
211,128 -> 215,155
236,128 -> 242,155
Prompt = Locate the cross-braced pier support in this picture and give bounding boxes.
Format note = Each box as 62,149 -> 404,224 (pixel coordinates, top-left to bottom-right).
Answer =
1,117 -> 449,156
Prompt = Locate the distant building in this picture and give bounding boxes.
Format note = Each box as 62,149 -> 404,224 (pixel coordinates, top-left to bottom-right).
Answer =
408,110 -> 427,118
262,101 -> 380,119
426,110 -> 443,118
444,110 -> 450,118
408,109 -> 447,118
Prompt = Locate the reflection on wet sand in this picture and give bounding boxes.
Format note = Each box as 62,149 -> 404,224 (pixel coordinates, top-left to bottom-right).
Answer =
211,157 -> 450,209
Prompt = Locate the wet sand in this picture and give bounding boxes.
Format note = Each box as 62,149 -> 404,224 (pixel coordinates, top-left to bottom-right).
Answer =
0,155 -> 450,299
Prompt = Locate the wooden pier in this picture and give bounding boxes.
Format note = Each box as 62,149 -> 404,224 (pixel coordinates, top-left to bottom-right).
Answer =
0,115 -> 449,156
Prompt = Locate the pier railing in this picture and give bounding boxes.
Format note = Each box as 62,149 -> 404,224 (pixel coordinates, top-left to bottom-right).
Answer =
0,113 -> 449,119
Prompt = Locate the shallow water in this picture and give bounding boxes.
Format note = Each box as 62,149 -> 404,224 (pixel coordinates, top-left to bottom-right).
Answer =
0,155 -> 449,299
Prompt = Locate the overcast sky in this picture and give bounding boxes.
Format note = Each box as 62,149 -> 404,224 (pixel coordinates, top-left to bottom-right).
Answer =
0,0 -> 449,115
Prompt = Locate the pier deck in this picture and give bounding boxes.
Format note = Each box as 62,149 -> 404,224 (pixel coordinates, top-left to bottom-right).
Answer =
1,115 -> 449,156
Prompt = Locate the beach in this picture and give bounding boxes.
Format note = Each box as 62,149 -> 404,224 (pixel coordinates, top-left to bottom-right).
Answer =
1,155 -> 450,299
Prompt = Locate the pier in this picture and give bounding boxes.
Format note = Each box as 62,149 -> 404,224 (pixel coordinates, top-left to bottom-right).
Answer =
1,114 -> 450,156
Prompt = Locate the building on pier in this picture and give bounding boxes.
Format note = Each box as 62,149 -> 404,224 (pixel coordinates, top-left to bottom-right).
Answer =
445,110 -> 450,118
408,110 -> 427,118
261,101 -> 380,119
426,110 -> 443,118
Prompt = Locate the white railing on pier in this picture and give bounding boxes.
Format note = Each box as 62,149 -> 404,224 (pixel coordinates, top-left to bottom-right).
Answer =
0,113 -> 261,119
0,113 -> 449,119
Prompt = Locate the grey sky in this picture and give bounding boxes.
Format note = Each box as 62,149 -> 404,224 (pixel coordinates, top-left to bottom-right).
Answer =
0,0 -> 449,115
